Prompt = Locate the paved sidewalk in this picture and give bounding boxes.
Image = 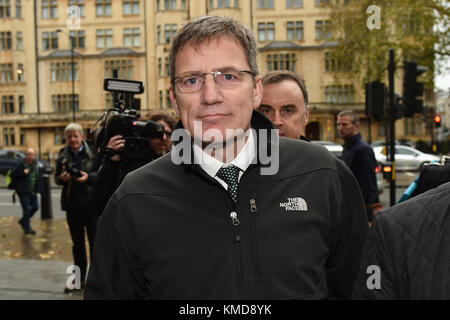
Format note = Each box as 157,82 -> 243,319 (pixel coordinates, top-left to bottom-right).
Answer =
0,258 -> 83,300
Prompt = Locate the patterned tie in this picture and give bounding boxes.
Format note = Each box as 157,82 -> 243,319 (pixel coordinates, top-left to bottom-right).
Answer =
217,165 -> 240,202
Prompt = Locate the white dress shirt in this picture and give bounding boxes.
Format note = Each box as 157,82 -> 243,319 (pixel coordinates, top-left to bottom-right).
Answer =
193,130 -> 256,190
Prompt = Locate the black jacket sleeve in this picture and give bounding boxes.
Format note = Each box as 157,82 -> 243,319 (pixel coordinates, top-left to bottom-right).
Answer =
353,146 -> 379,205
84,194 -> 150,299
91,159 -> 121,216
326,161 -> 369,298
352,211 -> 400,299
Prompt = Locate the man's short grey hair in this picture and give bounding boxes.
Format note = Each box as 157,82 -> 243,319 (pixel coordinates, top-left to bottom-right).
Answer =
64,123 -> 84,135
169,16 -> 259,89
337,110 -> 359,124
262,70 -> 309,108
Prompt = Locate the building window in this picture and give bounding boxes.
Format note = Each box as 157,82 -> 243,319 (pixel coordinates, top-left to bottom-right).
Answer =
286,0 -> 302,8
287,21 -> 303,41
42,0 -> 57,19
156,0 -> 160,11
181,0 -> 186,10
16,63 -> 24,82
105,60 -> 133,79
166,90 -> 172,108
159,90 -> 163,109
20,128 -> 25,146
158,58 -> 162,76
69,0 -> 85,17
69,30 -> 85,48
315,0 -> 329,7
0,0 -> 11,18
164,57 -> 169,76
267,53 -> 296,72
123,0 -> 139,15
96,29 -> 113,48
15,0 -> 20,18
16,31 -> 22,50
52,94 -> 79,113
51,62 -> 78,81
124,28 -> 140,47
163,0 -> 177,10
315,20 -> 332,40
105,93 -> 113,109
157,25 -> 161,44
54,127 -> 66,145
0,31 -> 12,50
258,22 -> 275,41
96,0 -> 112,16
164,24 -> 177,44
0,63 -> 13,82
18,95 -> 24,113
324,52 -> 353,72
209,0 -> 237,8
3,128 -> 15,146
2,95 -> 14,113
258,0 -> 274,9
42,31 -> 58,50
325,85 -> 355,104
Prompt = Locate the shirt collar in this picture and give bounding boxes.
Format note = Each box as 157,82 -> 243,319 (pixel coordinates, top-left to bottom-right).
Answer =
193,129 -> 256,179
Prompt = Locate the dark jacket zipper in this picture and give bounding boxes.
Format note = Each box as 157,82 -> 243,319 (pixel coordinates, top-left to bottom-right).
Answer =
249,198 -> 261,278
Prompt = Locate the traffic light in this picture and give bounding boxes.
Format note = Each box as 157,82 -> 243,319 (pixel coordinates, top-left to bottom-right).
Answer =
435,114 -> 442,128
403,61 -> 427,117
365,81 -> 386,121
382,162 -> 394,181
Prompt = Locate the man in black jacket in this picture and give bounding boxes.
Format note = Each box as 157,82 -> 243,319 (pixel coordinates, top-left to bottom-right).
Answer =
258,70 -> 310,141
337,110 -> 381,223
12,147 -> 40,235
352,182 -> 450,299
85,16 -> 368,300
91,111 -> 176,217
55,123 -> 98,292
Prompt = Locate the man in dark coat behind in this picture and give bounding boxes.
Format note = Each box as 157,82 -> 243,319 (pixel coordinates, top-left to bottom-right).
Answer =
352,181 -> 450,299
337,110 -> 381,223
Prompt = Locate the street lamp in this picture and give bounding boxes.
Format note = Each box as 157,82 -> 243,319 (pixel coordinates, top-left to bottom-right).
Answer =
56,29 -> 76,123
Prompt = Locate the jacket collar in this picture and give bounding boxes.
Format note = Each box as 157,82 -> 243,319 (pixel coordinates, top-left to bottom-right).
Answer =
173,110 -> 276,177
343,133 -> 362,150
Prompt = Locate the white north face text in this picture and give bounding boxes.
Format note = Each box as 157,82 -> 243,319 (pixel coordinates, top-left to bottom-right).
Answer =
280,197 -> 308,212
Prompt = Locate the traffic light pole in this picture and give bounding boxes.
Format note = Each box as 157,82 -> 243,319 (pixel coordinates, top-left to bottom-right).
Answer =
388,49 -> 396,206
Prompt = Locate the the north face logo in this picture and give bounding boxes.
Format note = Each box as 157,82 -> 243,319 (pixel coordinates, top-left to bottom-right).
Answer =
280,197 -> 308,212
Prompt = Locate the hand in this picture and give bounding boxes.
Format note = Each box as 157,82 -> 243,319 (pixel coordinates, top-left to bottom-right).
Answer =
107,135 -> 125,162
24,168 -> 29,175
74,171 -> 89,183
60,171 -> 72,182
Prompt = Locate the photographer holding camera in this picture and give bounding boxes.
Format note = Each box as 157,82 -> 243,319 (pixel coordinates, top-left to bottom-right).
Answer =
55,123 -> 98,293
91,111 -> 176,217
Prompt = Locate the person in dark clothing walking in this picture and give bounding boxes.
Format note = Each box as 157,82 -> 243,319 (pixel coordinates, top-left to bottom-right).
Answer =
258,70 -> 310,141
352,182 -> 450,299
85,16 -> 368,300
337,110 -> 381,223
55,123 -> 98,292
12,147 -> 41,235
91,111 -> 176,217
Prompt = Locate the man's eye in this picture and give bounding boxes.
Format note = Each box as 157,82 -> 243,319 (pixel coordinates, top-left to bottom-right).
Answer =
184,77 -> 200,86
221,73 -> 237,81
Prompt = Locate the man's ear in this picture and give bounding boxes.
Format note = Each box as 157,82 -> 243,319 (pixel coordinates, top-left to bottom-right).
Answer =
304,105 -> 310,125
253,76 -> 263,109
169,87 -> 179,116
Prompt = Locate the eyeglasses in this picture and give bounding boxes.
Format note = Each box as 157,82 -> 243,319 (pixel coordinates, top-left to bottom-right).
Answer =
173,70 -> 255,93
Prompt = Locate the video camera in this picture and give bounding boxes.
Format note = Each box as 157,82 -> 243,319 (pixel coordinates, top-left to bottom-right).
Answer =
60,157 -> 83,179
92,77 -> 165,160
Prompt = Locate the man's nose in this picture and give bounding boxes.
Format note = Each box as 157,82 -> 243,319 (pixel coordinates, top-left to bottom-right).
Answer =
272,112 -> 283,127
201,76 -> 223,104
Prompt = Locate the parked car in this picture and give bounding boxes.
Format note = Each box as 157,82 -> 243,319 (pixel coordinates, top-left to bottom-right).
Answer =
0,149 -> 25,176
0,149 -> 52,176
312,141 -> 384,194
371,139 -> 415,148
373,145 -> 440,171
311,140 -> 343,158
